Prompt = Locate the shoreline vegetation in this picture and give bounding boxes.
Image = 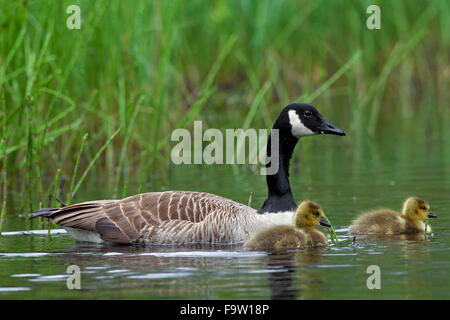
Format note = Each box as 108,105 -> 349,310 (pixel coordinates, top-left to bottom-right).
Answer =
0,1 -> 449,230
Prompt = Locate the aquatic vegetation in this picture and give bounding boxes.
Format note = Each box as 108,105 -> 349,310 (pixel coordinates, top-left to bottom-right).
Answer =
322,212 -> 339,244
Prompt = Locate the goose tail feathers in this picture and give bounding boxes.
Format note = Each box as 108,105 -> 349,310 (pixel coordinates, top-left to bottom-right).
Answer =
29,207 -> 59,219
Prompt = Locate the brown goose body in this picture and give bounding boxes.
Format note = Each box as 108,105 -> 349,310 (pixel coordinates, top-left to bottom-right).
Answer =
31,103 -> 346,245
37,191 -> 293,245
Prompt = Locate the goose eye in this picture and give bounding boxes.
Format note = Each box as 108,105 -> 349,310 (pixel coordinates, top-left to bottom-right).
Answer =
303,110 -> 312,118
313,211 -> 320,217
420,206 -> 426,211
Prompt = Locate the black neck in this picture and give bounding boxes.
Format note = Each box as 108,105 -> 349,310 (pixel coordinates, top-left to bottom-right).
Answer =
257,128 -> 299,214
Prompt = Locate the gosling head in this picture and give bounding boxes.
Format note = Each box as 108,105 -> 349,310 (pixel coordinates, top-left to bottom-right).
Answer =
275,103 -> 346,139
294,200 -> 331,228
401,197 -> 437,223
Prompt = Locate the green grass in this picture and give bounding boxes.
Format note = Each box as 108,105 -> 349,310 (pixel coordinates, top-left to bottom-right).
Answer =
322,212 -> 339,244
0,0 -> 449,225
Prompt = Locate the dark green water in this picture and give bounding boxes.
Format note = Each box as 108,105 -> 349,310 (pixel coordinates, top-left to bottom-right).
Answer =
1,116 -> 450,299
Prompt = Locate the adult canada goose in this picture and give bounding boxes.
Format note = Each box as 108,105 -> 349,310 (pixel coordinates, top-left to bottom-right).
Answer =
31,103 -> 345,245
348,197 -> 437,235
244,200 -> 330,251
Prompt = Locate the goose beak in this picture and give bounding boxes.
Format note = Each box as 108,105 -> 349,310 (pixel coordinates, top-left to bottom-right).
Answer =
427,211 -> 437,218
317,118 -> 346,136
319,216 -> 331,228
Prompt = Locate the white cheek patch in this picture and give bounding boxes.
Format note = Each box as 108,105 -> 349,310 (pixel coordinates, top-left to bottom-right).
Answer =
288,110 -> 316,138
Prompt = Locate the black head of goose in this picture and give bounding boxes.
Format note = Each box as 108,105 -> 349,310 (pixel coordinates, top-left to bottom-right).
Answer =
31,102 -> 345,245
259,103 -> 345,214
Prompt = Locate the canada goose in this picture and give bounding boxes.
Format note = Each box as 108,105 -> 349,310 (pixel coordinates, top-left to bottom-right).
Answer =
31,103 -> 345,245
244,200 -> 330,251
348,197 -> 437,235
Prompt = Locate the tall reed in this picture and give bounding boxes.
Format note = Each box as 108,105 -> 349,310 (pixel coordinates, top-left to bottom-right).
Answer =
0,89 -> 6,232
0,0 -> 448,229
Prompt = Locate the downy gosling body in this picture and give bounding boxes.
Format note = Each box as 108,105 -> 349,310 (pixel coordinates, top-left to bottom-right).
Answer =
244,200 -> 331,251
348,197 -> 437,235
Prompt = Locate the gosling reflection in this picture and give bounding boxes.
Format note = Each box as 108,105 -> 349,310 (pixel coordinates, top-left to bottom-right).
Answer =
265,247 -> 326,300
266,252 -> 297,300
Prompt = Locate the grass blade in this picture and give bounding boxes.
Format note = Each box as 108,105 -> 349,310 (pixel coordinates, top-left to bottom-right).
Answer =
71,128 -> 121,200
68,133 -> 88,205
322,213 -> 339,244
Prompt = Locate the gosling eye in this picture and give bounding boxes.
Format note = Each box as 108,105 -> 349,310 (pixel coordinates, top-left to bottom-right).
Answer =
303,110 -> 312,118
313,211 -> 320,217
420,206 -> 427,211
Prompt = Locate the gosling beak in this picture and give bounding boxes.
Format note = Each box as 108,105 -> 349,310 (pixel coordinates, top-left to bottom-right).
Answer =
319,216 -> 331,228
427,211 -> 437,218
317,118 -> 346,136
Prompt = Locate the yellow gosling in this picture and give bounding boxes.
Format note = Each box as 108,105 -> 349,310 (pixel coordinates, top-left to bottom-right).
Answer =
244,200 -> 330,251
348,197 -> 437,235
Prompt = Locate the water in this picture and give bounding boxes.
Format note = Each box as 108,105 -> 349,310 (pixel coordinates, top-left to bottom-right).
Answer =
1,227 -> 449,299
1,117 -> 450,299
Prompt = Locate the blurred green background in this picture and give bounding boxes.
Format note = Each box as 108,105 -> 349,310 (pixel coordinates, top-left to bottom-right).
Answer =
0,0 -> 449,229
